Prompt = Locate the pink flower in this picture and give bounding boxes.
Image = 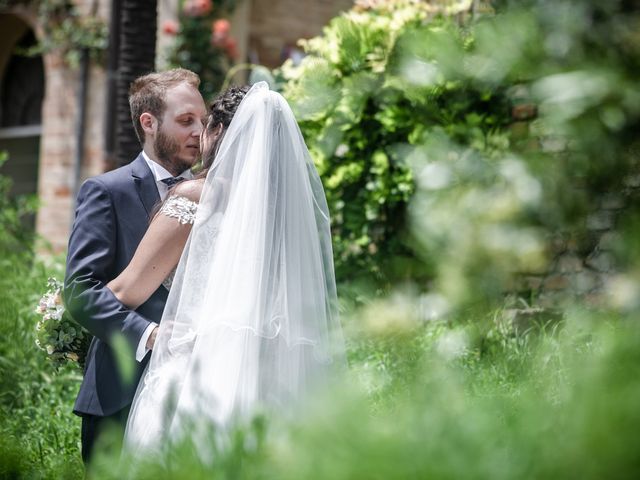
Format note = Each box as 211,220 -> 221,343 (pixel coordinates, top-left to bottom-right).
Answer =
210,19 -> 231,47
183,0 -> 213,17
212,19 -> 230,36
162,19 -> 180,35
224,37 -> 239,60
211,30 -> 238,59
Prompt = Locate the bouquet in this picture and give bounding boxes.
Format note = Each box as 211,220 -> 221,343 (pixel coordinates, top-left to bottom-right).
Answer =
35,277 -> 91,369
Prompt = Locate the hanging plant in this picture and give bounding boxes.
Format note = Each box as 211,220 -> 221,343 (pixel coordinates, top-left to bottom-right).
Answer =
3,0 -> 108,67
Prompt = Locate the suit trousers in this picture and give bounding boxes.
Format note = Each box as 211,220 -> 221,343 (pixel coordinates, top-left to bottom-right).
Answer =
80,406 -> 130,465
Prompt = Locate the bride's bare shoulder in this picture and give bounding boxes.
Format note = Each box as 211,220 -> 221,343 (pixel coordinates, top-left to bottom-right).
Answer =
172,178 -> 205,203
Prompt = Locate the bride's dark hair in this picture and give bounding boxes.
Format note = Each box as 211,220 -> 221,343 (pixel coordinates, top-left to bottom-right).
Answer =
152,85 -> 250,220
198,85 -> 251,177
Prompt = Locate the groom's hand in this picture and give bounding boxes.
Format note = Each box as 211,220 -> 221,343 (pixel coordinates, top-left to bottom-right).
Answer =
146,326 -> 159,350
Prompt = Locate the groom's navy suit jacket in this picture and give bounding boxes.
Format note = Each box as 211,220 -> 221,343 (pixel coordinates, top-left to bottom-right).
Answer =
64,154 -> 168,417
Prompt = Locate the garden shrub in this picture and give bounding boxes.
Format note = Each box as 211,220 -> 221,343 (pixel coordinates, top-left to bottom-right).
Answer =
281,0 -> 640,312
279,2 -> 515,288
164,0 -> 239,100
0,151 -> 38,257
0,152 -> 82,477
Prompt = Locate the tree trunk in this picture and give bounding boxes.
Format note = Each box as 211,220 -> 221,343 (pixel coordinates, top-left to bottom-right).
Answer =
115,0 -> 157,166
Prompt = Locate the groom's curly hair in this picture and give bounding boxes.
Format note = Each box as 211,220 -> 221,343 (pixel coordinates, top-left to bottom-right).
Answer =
200,85 -> 251,172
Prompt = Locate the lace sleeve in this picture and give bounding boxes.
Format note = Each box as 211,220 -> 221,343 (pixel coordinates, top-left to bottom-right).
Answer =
159,195 -> 198,225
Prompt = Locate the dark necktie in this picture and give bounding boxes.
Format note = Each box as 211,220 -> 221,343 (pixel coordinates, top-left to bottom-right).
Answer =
160,176 -> 186,188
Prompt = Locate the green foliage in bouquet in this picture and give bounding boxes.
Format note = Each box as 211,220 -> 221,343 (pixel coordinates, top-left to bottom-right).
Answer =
34,277 -> 91,369
165,0 -> 239,101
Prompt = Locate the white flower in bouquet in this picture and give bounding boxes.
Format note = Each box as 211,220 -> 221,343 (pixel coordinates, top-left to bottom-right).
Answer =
35,300 -> 47,315
51,306 -> 64,321
34,277 -> 91,369
45,296 -> 57,310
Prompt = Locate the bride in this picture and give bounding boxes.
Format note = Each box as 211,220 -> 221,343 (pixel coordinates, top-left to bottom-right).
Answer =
106,81 -> 344,454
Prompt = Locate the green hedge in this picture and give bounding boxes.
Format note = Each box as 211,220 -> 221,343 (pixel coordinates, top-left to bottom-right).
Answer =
280,0 -> 640,310
280,4 -> 515,287
0,152 -> 82,477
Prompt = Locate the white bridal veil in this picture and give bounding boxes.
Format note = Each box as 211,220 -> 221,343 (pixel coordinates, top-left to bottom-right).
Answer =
125,82 -> 344,452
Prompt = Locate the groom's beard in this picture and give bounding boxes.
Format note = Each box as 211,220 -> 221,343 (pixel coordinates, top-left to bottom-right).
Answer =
155,128 -> 192,174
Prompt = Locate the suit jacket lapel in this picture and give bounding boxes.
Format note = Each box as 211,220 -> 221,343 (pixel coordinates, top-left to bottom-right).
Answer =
130,154 -> 160,217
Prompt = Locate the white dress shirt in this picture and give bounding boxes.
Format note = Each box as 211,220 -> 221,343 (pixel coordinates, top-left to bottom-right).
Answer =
135,151 -> 194,361
142,151 -> 194,200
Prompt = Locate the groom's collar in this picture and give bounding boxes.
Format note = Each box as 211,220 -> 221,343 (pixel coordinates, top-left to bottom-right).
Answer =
130,153 -> 159,217
141,151 -> 193,181
130,153 -> 152,179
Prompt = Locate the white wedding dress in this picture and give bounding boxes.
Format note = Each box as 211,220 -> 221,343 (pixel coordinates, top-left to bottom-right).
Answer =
124,82 -> 344,456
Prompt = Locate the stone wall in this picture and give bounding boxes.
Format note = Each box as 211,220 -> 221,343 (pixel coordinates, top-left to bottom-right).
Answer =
533,189 -> 634,309
507,101 -> 636,311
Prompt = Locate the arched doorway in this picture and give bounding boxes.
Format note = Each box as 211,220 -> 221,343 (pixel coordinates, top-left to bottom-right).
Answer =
0,13 -> 44,222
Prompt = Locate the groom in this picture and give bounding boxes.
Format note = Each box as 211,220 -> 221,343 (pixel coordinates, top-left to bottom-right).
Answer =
63,68 -> 207,463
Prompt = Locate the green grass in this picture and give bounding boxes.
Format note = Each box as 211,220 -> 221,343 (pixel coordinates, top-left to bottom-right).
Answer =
86,310 -> 640,480
0,253 -> 83,479
1,251 -> 640,479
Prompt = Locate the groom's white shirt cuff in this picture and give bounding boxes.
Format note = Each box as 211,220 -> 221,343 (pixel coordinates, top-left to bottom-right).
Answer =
136,322 -> 158,362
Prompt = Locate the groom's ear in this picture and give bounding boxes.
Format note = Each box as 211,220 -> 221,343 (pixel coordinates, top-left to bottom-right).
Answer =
140,112 -> 157,137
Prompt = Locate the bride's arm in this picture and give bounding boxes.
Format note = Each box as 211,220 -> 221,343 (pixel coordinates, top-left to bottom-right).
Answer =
107,180 -> 203,310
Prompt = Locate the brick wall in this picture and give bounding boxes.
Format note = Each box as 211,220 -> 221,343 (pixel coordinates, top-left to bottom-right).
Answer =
34,0 -> 108,253
22,0 -> 356,253
33,0 -> 354,252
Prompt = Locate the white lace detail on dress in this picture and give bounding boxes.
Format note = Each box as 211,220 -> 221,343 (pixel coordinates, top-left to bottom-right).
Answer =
162,270 -> 176,291
160,195 -> 198,290
159,195 -> 198,225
